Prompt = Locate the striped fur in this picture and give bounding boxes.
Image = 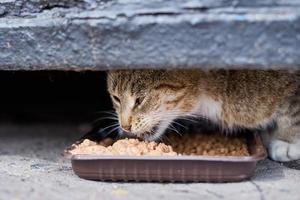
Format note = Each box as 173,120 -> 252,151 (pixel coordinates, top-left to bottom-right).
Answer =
107,69 -> 300,161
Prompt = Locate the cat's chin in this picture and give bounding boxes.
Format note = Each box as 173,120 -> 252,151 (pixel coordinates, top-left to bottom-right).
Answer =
140,123 -> 160,141
142,121 -> 171,141
143,133 -> 161,141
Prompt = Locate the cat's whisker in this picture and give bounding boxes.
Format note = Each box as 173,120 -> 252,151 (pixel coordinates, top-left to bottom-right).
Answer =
92,117 -> 118,123
106,126 -> 121,136
94,110 -> 118,116
94,110 -> 115,113
168,127 -> 183,138
176,117 -> 198,123
91,110 -> 119,124
172,121 -> 187,130
99,116 -> 118,120
151,111 -> 201,123
168,124 -> 180,135
101,123 -> 120,132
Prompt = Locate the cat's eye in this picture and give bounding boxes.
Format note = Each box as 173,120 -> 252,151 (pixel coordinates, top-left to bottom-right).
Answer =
112,95 -> 120,104
135,97 -> 144,107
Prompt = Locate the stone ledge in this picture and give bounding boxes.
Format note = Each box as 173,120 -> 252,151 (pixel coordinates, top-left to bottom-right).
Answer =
0,0 -> 300,70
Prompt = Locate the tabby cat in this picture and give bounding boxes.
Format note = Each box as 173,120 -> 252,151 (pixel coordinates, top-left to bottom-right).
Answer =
107,69 -> 299,162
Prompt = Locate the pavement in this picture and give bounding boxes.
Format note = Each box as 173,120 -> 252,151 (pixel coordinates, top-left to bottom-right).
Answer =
0,123 -> 300,200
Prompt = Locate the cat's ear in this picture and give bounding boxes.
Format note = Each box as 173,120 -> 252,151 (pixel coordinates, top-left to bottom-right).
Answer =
153,83 -> 185,91
154,82 -> 186,104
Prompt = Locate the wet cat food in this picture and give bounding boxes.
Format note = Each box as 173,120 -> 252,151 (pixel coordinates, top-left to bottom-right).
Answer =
69,133 -> 249,156
68,132 -> 267,182
69,138 -> 177,156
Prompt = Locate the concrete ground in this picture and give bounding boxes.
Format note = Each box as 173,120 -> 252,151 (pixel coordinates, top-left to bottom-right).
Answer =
0,123 -> 300,200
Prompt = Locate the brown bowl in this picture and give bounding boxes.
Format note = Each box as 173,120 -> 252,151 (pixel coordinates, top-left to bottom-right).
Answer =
68,133 -> 267,182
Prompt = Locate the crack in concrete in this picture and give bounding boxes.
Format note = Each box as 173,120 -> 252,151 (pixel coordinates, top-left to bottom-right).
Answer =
206,189 -> 224,199
250,180 -> 265,200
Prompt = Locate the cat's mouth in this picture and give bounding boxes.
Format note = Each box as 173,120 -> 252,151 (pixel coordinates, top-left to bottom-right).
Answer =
120,123 -> 161,140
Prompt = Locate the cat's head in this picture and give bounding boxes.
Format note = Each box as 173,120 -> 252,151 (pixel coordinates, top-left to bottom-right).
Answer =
107,69 -> 198,140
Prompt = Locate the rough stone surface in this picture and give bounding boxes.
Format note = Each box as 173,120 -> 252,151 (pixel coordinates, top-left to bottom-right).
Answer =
0,123 -> 299,200
0,0 -> 300,70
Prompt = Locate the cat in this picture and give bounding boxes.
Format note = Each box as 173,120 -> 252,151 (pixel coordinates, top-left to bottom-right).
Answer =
107,69 -> 300,162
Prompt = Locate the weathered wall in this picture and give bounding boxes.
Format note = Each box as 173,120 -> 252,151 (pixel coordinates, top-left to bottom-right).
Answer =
0,0 -> 300,70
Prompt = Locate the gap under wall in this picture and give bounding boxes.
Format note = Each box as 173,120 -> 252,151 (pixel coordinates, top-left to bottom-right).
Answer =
0,71 -> 112,125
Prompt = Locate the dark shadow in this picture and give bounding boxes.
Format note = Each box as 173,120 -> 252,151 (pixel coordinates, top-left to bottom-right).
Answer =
0,70 -> 113,124
251,159 -> 285,181
282,161 -> 300,170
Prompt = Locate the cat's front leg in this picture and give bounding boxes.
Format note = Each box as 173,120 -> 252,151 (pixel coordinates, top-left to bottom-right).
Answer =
268,139 -> 300,162
267,97 -> 300,162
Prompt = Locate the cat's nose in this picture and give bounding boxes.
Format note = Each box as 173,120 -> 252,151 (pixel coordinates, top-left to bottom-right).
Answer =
121,125 -> 132,132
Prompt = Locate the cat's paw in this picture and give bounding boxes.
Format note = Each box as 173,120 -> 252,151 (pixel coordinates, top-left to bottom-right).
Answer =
268,139 -> 300,162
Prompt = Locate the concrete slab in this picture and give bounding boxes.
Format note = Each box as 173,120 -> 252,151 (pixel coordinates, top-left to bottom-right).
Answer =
0,124 -> 299,200
1,1 -> 300,70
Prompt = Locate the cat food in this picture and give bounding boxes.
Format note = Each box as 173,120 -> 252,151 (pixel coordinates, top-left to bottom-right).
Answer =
69,133 -> 267,182
69,133 -> 249,156
168,133 -> 249,156
69,138 -> 176,156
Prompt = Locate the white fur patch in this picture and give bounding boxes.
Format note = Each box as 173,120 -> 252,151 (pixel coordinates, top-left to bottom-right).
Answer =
193,95 -> 222,122
268,139 -> 300,162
